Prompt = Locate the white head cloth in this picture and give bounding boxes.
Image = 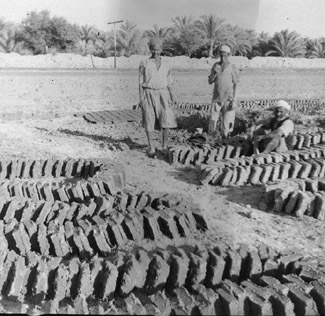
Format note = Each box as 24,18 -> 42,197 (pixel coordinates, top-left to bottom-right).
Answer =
275,100 -> 291,111
220,45 -> 231,54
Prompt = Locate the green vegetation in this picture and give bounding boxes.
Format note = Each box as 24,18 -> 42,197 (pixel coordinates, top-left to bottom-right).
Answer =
0,10 -> 324,59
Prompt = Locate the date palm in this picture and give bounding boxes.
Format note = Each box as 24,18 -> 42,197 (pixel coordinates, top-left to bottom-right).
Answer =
79,25 -> 97,55
117,20 -> 142,57
306,38 -> 325,58
266,29 -> 306,57
225,25 -> 256,56
195,15 -> 230,57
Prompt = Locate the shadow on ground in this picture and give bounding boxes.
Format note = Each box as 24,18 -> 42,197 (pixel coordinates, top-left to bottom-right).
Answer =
167,166 -> 201,185
57,128 -> 147,150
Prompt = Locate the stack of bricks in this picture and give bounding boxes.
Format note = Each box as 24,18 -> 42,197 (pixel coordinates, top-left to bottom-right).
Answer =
0,243 -> 323,315
200,145 -> 325,186
169,131 -> 325,166
265,178 -> 325,219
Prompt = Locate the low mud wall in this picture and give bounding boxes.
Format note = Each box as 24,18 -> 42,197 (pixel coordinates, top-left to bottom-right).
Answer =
1,53 -> 325,69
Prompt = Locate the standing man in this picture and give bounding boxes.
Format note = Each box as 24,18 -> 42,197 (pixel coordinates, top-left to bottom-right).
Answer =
208,45 -> 239,138
139,38 -> 177,157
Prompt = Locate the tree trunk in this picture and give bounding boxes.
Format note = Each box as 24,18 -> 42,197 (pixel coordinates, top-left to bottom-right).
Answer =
209,39 -> 214,58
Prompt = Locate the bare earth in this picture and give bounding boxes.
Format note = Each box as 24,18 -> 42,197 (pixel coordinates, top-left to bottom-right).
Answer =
1,68 -> 325,260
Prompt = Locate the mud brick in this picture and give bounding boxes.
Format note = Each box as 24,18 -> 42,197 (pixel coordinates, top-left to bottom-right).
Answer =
294,191 -> 311,218
82,160 -> 91,178
10,224 -> 26,255
77,218 -> 93,236
288,160 -> 302,178
6,256 -> 26,300
49,229 -> 70,257
242,279 -> 271,300
8,160 -> 19,180
30,259 -> 48,304
220,250 -> 241,283
3,198 -> 20,223
302,134 -> 312,148
37,224 -> 50,256
141,210 -> 163,241
253,154 -> 265,165
23,219 -> 37,240
313,193 -> 325,220
30,160 -> 43,179
145,253 -> 170,295
63,159 -> 76,177
202,166 -> 223,185
73,227 -> 93,258
97,260 -> 118,299
258,164 -> 273,184
279,253 -> 304,275
310,281 -> 325,316
3,217 -> 17,235
312,133 -> 321,145
219,167 -> 234,187
309,161 -> 321,178
284,191 -> 300,214
18,222 -> 31,254
296,134 -> 305,149
148,292 -> 171,316
21,159 -> 33,179
26,182 -> 40,202
52,160 -> 64,178
260,275 -> 282,287
316,159 -> 325,178
228,166 -> 238,186
216,287 -> 239,316
206,149 -> 218,164
118,255 -> 140,296
73,202 -> 89,221
186,252 -> 207,289
135,192 -> 149,212
235,166 -> 247,186
0,160 -> 10,180
223,145 -> 234,160
64,202 -> 78,222
73,159 -> 85,178
248,164 -> 263,185
33,202 -> 52,225
14,159 -> 25,179
87,182 -> 101,198
215,145 -> 226,160
167,249 -> 189,290
94,180 -> 106,196
91,225 -> 111,256
298,161 -> 312,179
278,162 -> 291,181
220,280 -> 246,315
286,134 -> 297,149
287,284 -> 318,316
55,187 -> 70,203
53,203 -> 70,226
289,151 -> 300,161
246,250 -> 262,282
168,146 -> 181,164
157,210 -> 180,239
283,274 -> 313,293
273,187 -> 295,213
42,159 -> 54,177
69,185 -> 83,204
0,181 -> 10,200
305,192 -> 316,216
269,163 -> 280,182
204,251 -> 225,287
300,267 -> 323,283
172,287 -> 196,314
74,263 -> 92,299
195,147 -> 209,165
245,287 -> 273,316
50,265 -> 69,301
179,147 -> 191,165
0,222 -> 8,252
263,259 -> 280,277
106,219 -> 128,247
319,179 -> 325,192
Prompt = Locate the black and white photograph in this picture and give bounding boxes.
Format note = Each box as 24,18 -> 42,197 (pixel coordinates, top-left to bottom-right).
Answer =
0,0 -> 324,314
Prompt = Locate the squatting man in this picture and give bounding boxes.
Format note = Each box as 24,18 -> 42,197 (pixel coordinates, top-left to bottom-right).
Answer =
138,38 -> 177,158
252,100 -> 295,154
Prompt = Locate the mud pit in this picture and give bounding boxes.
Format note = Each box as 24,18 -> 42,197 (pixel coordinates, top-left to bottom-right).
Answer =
0,68 -> 325,314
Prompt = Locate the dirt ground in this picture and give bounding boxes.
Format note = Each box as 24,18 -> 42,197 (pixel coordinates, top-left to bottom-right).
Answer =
1,68 -> 325,261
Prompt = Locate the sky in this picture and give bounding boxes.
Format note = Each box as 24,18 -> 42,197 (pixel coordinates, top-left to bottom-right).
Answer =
0,0 -> 324,38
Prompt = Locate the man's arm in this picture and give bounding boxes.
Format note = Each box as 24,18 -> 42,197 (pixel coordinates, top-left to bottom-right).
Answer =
208,64 -> 218,85
139,62 -> 145,106
167,68 -> 176,103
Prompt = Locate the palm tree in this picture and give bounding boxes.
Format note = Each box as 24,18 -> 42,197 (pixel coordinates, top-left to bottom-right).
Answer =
0,28 -> 21,53
195,15 -> 230,57
172,15 -> 194,34
144,24 -> 172,43
266,29 -> 306,57
94,31 -> 113,58
306,38 -> 325,58
225,25 -> 256,56
117,20 -> 142,57
79,25 -> 97,55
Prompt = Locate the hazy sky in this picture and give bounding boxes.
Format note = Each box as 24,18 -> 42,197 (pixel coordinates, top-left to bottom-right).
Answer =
0,0 -> 324,38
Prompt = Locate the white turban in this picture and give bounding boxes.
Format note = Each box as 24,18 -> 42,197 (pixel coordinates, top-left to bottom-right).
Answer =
275,100 -> 291,111
220,45 -> 231,54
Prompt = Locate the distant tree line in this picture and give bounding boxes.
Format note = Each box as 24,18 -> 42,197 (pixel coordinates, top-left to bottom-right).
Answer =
0,10 -> 324,59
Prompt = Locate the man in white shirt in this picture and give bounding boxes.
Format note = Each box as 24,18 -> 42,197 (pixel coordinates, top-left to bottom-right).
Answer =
139,38 -> 177,157
252,100 -> 295,154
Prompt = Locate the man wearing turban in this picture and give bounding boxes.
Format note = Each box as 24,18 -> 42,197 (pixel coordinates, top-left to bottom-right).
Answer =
252,100 -> 295,154
208,44 -> 239,138
138,38 -> 177,157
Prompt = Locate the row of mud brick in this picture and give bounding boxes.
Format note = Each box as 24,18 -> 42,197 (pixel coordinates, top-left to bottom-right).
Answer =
80,109 -> 142,124
200,147 -> 325,186
133,99 -> 324,111
0,243 -> 325,315
265,178 -> 325,220
0,196 -> 207,257
0,179 -> 115,203
0,158 -> 105,180
168,131 -> 325,166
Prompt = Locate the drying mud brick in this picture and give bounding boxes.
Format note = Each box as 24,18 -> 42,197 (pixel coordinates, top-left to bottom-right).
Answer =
305,191 -> 316,216
49,228 -> 70,257
219,167 -> 234,186
279,253 -> 304,275
0,160 -> 10,180
148,292 -> 172,316
273,187 -> 295,213
305,179 -> 319,193
223,250 -> 242,283
217,287 -> 240,316
133,248 -> 151,289
35,202 -> 53,225
106,219 -> 128,247
53,160 -> 65,178
287,283 -> 318,316
186,252 -> 207,288
30,259 -> 48,304
228,166 -> 238,186
167,249 -> 190,290
263,259 -> 280,277
3,198 -> 20,223
246,250 -> 262,282
284,191 -> 299,214
205,251 -> 225,287
248,165 -> 263,185
289,161 -> 303,179
74,159 -> 85,178
42,159 -> 54,178
278,162 -> 291,181
145,253 -> 170,295
244,287 -> 273,316
51,265 -> 69,301
294,191 -> 311,218
221,280 -> 247,316
63,159 -> 76,178
259,164 -> 273,184
118,254 -> 139,296
282,274 -> 313,293
310,161 -> 321,178
313,193 -> 325,220
76,263 -> 92,299
310,281 -> 325,316
55,187 -> 70,203
7,256 -> 26,300
31,160 -> 43,179
97,260 -> 118,299
298,161 -> 312,179
142,210 -> 164,241
216,146 -> 226,161
91,225 -> 111,256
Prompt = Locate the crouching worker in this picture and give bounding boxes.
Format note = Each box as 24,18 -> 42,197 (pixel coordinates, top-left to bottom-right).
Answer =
139,38 -> 177,158
252,100 -> 294,154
